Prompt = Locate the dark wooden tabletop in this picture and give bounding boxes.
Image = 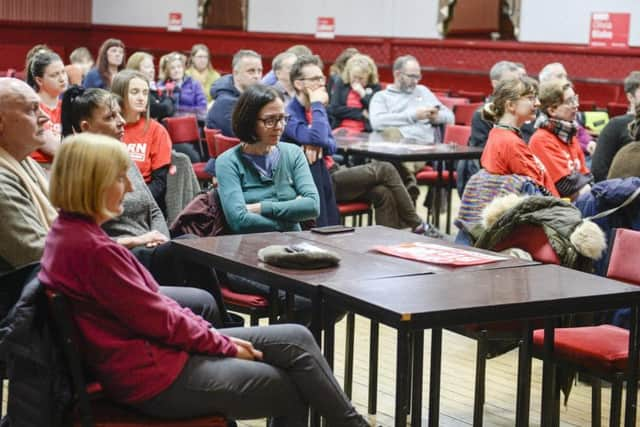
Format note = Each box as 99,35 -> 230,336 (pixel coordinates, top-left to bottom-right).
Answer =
287,226 -> 537,274
321,264 -> 640,328
335,133 -> 484,162
172,232 -> 436,297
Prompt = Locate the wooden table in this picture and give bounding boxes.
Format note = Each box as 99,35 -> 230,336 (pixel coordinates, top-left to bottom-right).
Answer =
335,133 -> 484,233
320,265 -> 640,427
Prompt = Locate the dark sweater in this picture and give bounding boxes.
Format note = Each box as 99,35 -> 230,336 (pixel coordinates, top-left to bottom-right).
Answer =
591,114 -> 634,182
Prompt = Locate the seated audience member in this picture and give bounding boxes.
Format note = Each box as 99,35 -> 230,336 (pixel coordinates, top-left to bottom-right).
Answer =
216,84 -> 319,233
0,78 -> 55,274
65,47 -> 94,86
270,51 -> 297,106
369,55 -> 454,143
206,49 -> 263,136
83,38 -> 125,90
186,43 -> 221,104
591,71 -> 640,182
158,52 -> 207,122
480,77 -> 559,196
530,80 -> 593,200
60,85 -> 225,322
456,60 -> 527,194
127,51 -> 176,121
261,44 -> 312,86
23,44 -> 51,73
39,134 -> 368,427
284,55 -> 439,235
111,70 -> 172,213
26,51 -> 68,165
328,53 -> 381,133
327,47 -> 359,96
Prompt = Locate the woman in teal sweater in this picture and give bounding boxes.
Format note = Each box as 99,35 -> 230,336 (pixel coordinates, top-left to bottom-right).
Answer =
216,84 -> 320,233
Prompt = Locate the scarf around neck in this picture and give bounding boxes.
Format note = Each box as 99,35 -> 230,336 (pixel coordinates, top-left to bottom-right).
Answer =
538,114 -> 577,144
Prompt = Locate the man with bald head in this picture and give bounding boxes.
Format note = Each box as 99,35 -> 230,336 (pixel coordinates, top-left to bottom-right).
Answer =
0,77 -> 53,273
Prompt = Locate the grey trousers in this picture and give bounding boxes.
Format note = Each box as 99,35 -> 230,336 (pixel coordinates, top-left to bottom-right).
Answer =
159,286 -> 223,327
331,161 -> 423,229
132,324 -> 367,427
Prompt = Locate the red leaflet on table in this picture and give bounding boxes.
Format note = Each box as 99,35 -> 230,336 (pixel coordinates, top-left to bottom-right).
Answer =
372,242 -> 506,266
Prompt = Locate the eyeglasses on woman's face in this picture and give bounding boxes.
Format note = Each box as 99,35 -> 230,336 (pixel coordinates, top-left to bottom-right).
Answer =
257,115 -> 289,128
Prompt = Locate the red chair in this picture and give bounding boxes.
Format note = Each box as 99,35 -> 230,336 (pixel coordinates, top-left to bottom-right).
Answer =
439,96 -> 469,111
579,99 -> 597,112
204,128 -> 221,158
453,90 -> 486,103
337,201 -> 373,226
214,134 -> 241,157
45,288 -> 227,427
453,102 -> 483,126
607,102 -> 629,118
531,228 -> 640,426
163,116 -> 210,182
220,284 -> 277,327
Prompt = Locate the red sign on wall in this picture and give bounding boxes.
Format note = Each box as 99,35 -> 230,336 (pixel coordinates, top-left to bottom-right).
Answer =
315,17 -> 335,39
168,12 -> 183,32
589,12 -> 630,48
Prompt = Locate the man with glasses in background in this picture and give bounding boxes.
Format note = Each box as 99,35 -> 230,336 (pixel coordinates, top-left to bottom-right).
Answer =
283,55 -> 441,236
206,49 -> 263,136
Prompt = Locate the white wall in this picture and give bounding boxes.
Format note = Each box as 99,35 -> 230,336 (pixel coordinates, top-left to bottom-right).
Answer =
247,0 -> 441,39
92,0 -> 199,29
519,0 -> 640,47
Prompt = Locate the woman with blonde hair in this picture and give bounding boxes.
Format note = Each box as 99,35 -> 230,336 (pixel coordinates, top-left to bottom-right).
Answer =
185,44 -> 220,104
158,52 -> 207,121
84,38 -> 125,89
126,51 -> 176,121
328,53 -> 381,132
111,69 -> 172,212
480,76 -> 559,196
39,133 -> 368,427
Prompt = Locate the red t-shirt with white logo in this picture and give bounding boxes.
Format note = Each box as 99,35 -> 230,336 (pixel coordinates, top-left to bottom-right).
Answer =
122,118 -> 172,183
31,100 -> 62,164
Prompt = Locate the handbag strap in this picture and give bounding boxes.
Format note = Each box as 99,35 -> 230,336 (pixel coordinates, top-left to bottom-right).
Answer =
585,186 -> 640,221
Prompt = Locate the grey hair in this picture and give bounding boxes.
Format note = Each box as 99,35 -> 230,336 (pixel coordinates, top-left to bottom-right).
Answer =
272,52 -> 296,72
489,61 -> 519,82
393,55 -> 418,72
538,62 -> 566,82
232,50 -> 261,72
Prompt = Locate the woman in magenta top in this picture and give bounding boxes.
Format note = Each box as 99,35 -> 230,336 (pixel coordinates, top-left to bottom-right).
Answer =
39,134 -> 367,425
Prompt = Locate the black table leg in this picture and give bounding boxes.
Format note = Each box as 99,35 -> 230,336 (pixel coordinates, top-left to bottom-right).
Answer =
434,162 -> 443,229
516,321 -> 532,427
428,328 -> 442,427
369,320 -> 379,415
395,323 -> 411,427
344,312 -> 355,399
323,305 -> 335,370
411,330 -> 424,427
311,291 -> 322,345
540,319 -> 557,427
445,160 -> 454,234
624,305 -> 639,427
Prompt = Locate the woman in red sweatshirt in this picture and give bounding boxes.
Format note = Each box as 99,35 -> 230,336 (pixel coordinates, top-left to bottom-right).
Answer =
39,133 -> 367,426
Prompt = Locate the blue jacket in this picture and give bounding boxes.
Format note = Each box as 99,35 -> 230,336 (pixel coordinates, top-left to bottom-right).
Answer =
283,97 -> 336,154
159,76 -> 207,118
82,68 -> 106,89
206,74 -> 240,136
575,177 -> 640,275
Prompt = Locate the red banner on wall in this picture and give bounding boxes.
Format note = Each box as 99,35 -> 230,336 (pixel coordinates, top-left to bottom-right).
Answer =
589,12 -> 630,48
168,12 -> 183,32
315,17 -> 335,39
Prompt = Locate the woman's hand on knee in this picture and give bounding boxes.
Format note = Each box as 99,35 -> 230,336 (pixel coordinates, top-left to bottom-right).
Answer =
230,337 -> 263,361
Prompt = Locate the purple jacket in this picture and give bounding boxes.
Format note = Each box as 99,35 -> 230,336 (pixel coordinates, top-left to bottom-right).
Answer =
159,76 -> 207,119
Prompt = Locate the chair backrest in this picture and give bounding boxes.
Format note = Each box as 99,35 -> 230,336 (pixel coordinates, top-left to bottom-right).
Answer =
204,128 -> 221,158
163,115 -> 200,145
453,103 -> 483,126
606,228 -> 640,285
443,124 -> 471,146
45,288 -> 94,427
493,224 -> 561,265
440,96 -> 469,110
454,90 -> 485,103
607,102 -> 628,118
578,99 -> 597,112
214,134 -> 241,157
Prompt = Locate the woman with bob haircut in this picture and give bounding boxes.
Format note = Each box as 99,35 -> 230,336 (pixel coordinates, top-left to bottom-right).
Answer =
216,84 -> 320,233
111,69 -> 172,213
480,76 -> 559,196
38,134 -> 367,427
328,53 -> 381,132
84,38 -> 126,90
60,86 -> 227,324
529,79 -> 593,199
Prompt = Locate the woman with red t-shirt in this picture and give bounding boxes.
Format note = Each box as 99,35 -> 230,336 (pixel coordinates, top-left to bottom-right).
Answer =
27,51 -> 68,165
530,79 -> 593,200
480,77 -> 559,196
111,70 -> 172,213
328,54 -> 381,133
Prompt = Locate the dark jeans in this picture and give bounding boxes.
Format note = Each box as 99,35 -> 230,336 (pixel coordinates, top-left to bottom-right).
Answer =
132,324 -> 367,427
308,160 -> 340,227
159,286 -> 223,327
173,142 -> 203,163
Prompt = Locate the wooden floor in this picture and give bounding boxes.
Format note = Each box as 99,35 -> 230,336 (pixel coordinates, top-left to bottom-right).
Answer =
237,314 -> 637,427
